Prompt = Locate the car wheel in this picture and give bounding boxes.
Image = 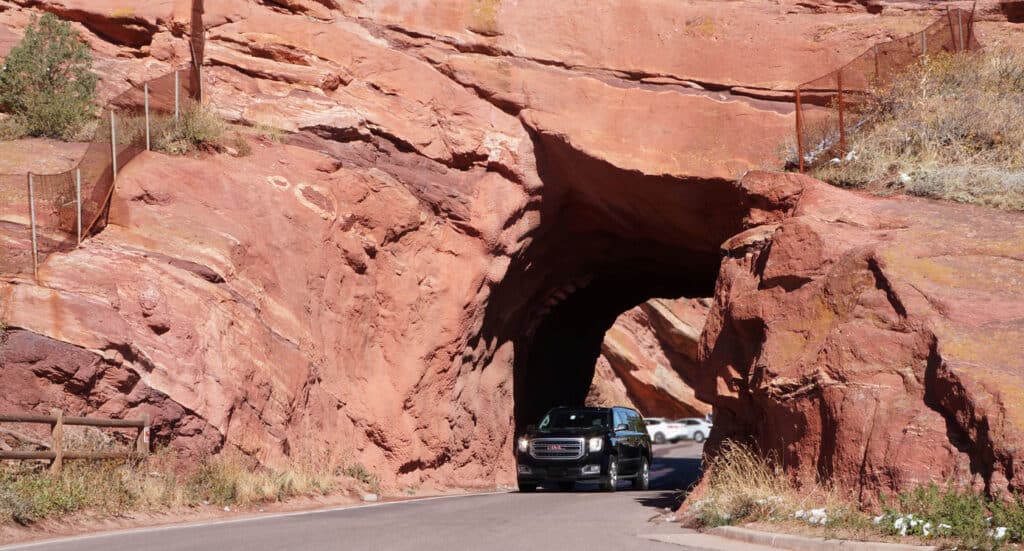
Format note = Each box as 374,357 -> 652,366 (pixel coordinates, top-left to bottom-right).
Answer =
634,456 -> 650,491
693,431 -> 706,443
519,483 -> 537,493
654,432 -> 666,444
601,456 -> 618,492
557,481 -> 575,491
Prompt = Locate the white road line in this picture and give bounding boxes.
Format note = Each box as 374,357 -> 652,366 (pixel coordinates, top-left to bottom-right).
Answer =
0,490 -> 511,551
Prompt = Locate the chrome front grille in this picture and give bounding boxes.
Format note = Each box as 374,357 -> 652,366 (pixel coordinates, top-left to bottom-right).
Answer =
529,438 -> 585,460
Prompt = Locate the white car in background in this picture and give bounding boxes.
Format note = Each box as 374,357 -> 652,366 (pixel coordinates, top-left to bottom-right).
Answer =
672,417 -> 713,443
643,418 -> 687,444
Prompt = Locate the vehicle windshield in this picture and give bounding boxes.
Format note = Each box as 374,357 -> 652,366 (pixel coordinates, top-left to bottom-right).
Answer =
538,409 -> 609,430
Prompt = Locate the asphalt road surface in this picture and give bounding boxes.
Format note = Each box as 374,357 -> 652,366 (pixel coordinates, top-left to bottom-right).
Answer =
3,442 -> 706,551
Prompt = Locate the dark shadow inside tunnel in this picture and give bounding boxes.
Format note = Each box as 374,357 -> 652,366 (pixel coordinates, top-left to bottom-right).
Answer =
512,260 -> 717,430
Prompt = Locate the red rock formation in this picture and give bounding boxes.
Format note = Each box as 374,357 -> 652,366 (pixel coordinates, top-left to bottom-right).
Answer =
588,299 -> 712,419
697,172 -> 1024,500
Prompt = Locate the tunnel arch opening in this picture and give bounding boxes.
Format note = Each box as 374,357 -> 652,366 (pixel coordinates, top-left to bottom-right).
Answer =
479,129 -> 759,436
512,258 -> 717,430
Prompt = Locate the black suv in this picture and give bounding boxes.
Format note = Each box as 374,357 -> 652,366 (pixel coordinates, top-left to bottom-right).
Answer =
516,406 -> 652,492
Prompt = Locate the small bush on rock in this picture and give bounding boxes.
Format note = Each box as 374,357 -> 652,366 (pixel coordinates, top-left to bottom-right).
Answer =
151,103 -> 224,155
0,13 -> 97,140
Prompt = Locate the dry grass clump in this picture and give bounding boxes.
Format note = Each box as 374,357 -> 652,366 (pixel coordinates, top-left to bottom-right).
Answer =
688,440 -> 804,526
687,440 -> 868,533
811,45 -> 1024,210
0,439 -> 375,526
188,456 -> 337,507
688,441 -> 1024,548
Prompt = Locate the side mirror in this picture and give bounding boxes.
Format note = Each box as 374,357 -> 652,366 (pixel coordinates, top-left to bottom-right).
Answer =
615,423 -> 628,432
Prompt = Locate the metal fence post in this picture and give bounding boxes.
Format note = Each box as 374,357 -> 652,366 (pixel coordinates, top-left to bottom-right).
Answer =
199,60 -> 204,105
75,168 -> 82,245
958,10 -> 964,52
174,70 -> 180,122
110,110 -> 118,182
966,6 -> 976,51
795,88 -> 805,174
144,82 -> 151,151
873,45 -> 879,82
136,413 -> 151,457
837,70 -> 846,155
27,173 -> 38,280
921,30 -> 927,65
947,8 -> 957,52
50,409 -> 64,476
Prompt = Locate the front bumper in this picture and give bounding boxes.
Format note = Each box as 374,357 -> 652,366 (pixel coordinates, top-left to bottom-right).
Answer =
515,452 -> 611,483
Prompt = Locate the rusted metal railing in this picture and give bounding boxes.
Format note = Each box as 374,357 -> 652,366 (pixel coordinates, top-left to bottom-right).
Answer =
0,410 -> 150,475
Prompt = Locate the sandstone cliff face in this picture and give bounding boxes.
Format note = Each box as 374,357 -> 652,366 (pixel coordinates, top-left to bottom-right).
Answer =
1,0 -> 1022,498
699,172 -> 1024,500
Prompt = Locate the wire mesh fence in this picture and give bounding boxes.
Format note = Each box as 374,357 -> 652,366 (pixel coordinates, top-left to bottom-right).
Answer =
0,67 -> 197,278
795,7 -> 981,172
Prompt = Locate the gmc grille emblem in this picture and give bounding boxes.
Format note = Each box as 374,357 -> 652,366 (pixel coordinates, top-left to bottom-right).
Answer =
549,445 -> 563,450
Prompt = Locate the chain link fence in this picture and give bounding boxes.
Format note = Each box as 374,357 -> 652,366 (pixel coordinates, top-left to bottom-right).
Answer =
0,67 -> 200,278
795,7 -> 981,172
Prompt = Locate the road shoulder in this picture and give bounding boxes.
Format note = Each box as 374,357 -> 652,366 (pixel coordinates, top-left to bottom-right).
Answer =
642,526 -> 936,551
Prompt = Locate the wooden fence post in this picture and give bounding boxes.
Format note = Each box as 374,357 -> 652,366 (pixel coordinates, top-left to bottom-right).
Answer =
50,409 -> 64,476
27,173 -> 38,280
795,88 -> 804,174
136,413 -> 150,457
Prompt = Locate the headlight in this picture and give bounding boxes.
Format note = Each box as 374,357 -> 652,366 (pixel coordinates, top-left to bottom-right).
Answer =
518,437 -> 529,453
588,437 -> 603,452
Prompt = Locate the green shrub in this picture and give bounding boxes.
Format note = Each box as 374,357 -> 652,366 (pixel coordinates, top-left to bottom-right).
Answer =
809,45 -> 1024,210
0,461 -> 136,525
151,103 -> 224,155
0,13 -> 97,140
340,463 -> 381,494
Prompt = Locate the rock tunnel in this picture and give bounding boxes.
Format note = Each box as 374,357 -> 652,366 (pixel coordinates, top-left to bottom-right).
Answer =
482,131 -> 755,431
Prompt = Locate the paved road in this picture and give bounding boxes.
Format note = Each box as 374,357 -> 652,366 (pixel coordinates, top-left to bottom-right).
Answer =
4,443 -> 706,551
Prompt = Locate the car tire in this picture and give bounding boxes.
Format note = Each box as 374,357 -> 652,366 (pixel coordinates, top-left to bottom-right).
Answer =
601,456 -> 619,492
634,456 -> 650,490
654,432 -> 666,444
519,483 -> 537,493
557,481 -> 575,491
693,431 -> 706,443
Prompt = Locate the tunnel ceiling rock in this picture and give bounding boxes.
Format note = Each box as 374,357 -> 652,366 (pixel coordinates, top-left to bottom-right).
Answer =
1,0 -> 1022,498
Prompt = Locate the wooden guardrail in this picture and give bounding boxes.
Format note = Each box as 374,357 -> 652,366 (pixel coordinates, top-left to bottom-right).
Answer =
0,410 -> 150,475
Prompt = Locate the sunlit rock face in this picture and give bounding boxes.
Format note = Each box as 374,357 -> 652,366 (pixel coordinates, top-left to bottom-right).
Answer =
588,299 -> 712,419
1,0 -> 1022,498
697,172 -> 1024,502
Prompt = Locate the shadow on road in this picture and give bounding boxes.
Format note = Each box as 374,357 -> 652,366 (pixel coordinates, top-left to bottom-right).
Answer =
525,443 -> 704,513
635,452 -> 702,511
